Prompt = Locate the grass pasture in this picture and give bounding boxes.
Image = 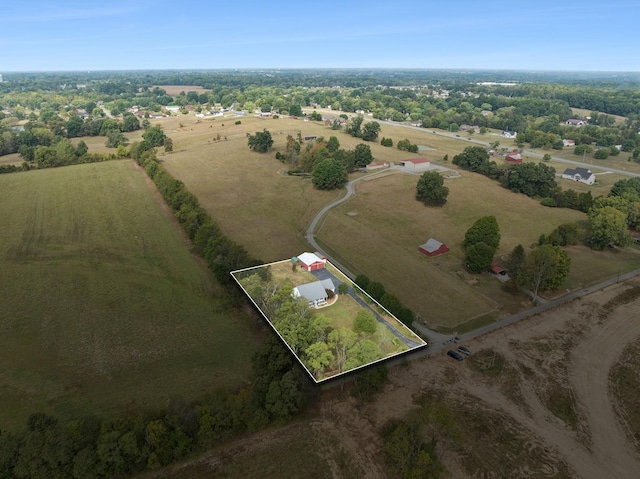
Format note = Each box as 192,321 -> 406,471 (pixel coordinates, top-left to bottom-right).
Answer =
152,112 -> 638,329
317,170 -> 587,327
0,161 -> 260,430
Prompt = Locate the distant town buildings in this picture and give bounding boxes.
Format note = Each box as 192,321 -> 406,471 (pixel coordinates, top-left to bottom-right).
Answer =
0,74 -> 3,83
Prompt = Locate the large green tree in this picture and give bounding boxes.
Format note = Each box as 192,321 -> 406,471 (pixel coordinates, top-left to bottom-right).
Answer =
353,143 -> 373,168
142,125 -> 167,147
361,121 -> 381,142
416,171 -> 449,206
518,244 -> 571,300
465,242 -> 495,273
312,158 -> 348,190
247,129 -> 274,153
463,216 -> 500,251
588,205 -> 633,249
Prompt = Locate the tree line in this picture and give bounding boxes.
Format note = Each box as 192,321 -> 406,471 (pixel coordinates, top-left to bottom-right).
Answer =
0,335 -> 312,478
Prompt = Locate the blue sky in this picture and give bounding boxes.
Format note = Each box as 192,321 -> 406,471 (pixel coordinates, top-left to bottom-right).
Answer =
2,0 -> 639,72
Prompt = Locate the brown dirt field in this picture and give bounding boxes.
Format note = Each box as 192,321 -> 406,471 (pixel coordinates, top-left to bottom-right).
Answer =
150,278 -> 640,479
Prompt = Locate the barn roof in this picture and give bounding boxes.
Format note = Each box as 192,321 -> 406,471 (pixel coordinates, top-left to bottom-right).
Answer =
404,158 -> 431,164
420,238 -> 444,253
297,252 -> 324,266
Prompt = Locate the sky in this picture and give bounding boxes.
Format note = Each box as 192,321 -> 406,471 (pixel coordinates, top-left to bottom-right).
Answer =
2,0 -> 640,72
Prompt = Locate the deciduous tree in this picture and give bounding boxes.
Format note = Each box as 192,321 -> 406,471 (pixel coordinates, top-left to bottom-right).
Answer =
247,129 -> 274,153
416,171 -> 449,207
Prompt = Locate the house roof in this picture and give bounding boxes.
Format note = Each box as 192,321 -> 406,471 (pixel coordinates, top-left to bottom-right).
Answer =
420,238 -> 445,253
505,153 -> 522,160
491,263 -> 506,274
295,281 -> 328,303
404,158 -> 431,164
563,167 -> 593,177
297,252 -> 324,266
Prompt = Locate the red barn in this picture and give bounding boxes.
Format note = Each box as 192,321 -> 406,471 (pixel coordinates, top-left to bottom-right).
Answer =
419,239 -> 449,257
505,152 -> 523,163
296,252 -> 327,271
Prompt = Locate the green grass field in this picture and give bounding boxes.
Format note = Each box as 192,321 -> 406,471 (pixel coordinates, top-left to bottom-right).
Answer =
0,161 -> 260,431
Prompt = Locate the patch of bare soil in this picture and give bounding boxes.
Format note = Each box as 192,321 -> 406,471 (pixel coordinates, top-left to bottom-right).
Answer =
323,279 -> 640,478
149,279 -> 640,478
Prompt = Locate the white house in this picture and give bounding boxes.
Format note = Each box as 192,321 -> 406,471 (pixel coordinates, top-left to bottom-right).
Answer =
292,279 -> 336,308
563,139 -> 576,147
561,167 -> 596,185
566,119 -> 585,126
501,130 -> 517,139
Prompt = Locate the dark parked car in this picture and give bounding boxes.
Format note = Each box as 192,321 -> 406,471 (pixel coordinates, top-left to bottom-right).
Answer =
457,346 -> 471,355
447,350 -> 464,361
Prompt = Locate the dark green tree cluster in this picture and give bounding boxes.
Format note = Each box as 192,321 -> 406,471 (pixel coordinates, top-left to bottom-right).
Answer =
238,273 -> 388,379
546,188 -> 593,212
312,158 -> 348,190
499,162 -> 557,198
0,335 -> 309,478
380,137 -> 393,147
505,243 -> 571,300
397,138 -> 419,153
355,275 -> 414,327
539,222 -> 581,247
277,136 -> 373,190
416,171 -> 449,206
452,146 -> 502,179
453,146 -> 559,199
463,216 -> 500,273
247,129 -> 274,153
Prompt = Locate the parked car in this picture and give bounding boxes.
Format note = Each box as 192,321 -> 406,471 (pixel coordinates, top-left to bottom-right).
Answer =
457,346 -> 471,355
447,350 -> 464,361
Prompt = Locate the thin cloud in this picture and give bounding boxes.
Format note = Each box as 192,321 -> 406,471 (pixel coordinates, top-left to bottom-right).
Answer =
0,5 -> 139,23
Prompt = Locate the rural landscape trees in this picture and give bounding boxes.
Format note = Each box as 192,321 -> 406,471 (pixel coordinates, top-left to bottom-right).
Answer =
416,171 -> 449,206
247,129 -> 274,152
2,68 -> 640,478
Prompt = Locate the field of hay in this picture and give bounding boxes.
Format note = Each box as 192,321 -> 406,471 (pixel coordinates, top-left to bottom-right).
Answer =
0,161 -> 260,430
152,112 -> 639,329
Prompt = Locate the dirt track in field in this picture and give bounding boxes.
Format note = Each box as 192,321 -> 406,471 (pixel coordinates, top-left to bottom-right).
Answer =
150,279 -> 640,478
312,278 -> 640,478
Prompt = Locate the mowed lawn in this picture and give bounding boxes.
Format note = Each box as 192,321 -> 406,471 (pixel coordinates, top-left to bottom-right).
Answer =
0,161 -> 260,431
317,171 -> 587,327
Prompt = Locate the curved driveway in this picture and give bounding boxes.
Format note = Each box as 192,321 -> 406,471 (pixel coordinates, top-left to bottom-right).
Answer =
304,115 -> 640,352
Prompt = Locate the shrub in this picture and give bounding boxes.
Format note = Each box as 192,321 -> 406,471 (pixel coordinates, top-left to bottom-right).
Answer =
540,197 -> 557,207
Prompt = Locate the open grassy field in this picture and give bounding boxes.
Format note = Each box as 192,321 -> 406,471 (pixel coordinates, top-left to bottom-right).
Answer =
317,170 -> 587,327
151,112 -> 639,329
0,161 -> 260,431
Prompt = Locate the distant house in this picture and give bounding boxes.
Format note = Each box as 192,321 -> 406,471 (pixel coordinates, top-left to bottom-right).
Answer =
504,152 -> 523,163
296,252 -> 327,271
419,238 -> 450,257
563,139 -> 576,147
501,130 -> 517,139
561,167 -> 596,185
292,279 -> 336,308
566,119 -> 585,126
365,161 -> 389,172
400,158 -> 431,171
481,110 -> 493,116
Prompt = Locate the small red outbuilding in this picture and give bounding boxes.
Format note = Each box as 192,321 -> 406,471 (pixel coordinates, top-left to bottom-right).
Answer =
419,238 -> 450,257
